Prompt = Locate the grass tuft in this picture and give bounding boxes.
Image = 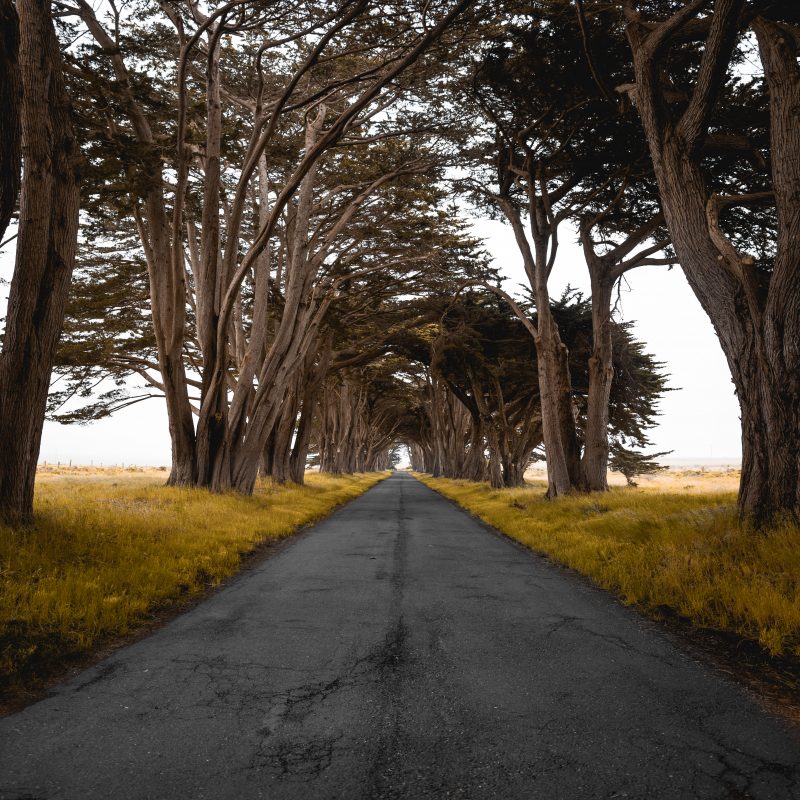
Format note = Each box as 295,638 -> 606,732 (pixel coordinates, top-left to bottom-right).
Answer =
0,471 -> 386,695
415,474 -> 800,658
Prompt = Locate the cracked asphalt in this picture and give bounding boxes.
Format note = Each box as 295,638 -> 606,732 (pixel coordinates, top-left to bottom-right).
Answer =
1,471 -> 799,799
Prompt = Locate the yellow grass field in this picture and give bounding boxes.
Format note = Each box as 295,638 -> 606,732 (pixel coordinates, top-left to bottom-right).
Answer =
0,469 -> 386,695
524,466 -> 743,493
416,472 -> 800,659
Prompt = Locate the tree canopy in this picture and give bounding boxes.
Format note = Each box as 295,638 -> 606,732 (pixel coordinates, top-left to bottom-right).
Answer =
2,0 -> 797,527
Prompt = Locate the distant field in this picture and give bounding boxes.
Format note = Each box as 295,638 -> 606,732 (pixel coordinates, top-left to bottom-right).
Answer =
0,471 -> 386,703
417,473 -> 799,660
36,464 -> 170,478
524,467 -> 742,493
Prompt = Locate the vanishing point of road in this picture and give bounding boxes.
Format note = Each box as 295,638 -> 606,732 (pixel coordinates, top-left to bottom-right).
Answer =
1,472 -> 799,799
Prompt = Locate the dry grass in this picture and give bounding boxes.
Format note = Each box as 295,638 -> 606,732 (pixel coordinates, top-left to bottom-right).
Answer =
524,466 -> 742,493
36,464 -> 169,477
415,473 -> 800,658
0,471 -> 386,693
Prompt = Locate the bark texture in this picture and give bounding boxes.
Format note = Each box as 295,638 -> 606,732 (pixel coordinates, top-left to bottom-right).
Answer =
625,2 -> 800,524
582,275 -> 614,492
0,0 -> 81,524
0,0 -> 21,239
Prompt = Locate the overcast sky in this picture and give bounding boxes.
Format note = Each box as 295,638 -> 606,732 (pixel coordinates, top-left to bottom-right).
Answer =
2,217 -> 742,467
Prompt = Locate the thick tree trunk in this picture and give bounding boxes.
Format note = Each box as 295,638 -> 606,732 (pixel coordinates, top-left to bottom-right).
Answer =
656,144 -> 771,512
0,0 -> 80,524
486,431 -> 503,489
502,460 -> 526,488
536,310 -> 581,497
627,10 -> 800,524
464,423 -> 486,481
743,17 -> 800,521
269,390 -> 300,485
288,351 -> 327,485
163,351 -> 198,487
259,429 -> 276,480
408,443 -> 424,472
581,276 -> 614,491
0,0 -> 21,239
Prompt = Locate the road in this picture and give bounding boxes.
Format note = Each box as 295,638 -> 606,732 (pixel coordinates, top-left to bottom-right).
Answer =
1,472 -> 799,799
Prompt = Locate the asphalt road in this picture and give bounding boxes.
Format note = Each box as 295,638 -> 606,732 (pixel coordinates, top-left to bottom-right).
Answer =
1,471 -> 799,799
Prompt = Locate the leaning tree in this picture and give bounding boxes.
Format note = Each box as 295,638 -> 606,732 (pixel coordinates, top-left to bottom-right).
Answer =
56,0 -> 477,492
608,0 -> 799,524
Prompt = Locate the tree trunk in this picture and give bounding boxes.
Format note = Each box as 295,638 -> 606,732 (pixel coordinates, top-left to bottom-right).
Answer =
193,29 -> 228,490
502,459 -> 526,488
656,141 -> 771,515
0,0 -> 80,524
269,389 -> 300,485
0,0 -> 20,239
76,3 -> 197,487
486,430 -> 503,489
497,188 -> 581,497
743,17 -> 800,522
464,423 -> 486,481
287,324 -> 332,488
536,310 -> 581,497
581,276 -> 614,491
579,209 -> 668,493
163,350 -> 198,487
626,9 -> 800,524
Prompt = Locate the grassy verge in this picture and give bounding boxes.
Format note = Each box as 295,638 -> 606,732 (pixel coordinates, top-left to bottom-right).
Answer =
0,471 -> 386,697
415,474 -> 800,658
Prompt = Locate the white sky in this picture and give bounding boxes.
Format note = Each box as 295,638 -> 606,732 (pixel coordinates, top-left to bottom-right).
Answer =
1,216 -> 742,467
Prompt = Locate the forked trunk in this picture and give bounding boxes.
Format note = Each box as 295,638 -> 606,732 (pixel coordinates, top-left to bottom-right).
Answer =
289,399 -> 315,485
497,188 -> 581,497
269,390 -> 300,485
502,459 -> 526,488
642,109 -> 799,524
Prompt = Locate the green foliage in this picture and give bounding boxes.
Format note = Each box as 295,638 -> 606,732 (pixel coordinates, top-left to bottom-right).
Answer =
609,442 -> 671,487
52,1 -> 498,426
428,289 -> 670,459
49,225 -> 155,423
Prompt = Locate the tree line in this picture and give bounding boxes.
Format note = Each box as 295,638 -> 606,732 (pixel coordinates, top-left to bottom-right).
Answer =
0,0 -> 797,528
